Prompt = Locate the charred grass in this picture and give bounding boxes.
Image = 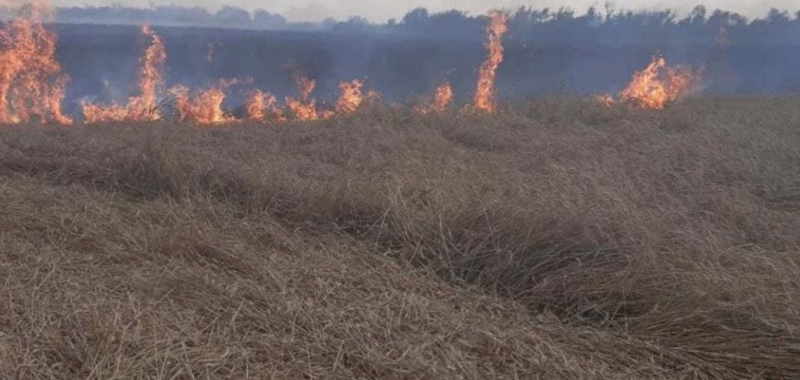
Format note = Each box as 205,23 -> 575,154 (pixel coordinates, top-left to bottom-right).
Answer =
1,97 -> 800,379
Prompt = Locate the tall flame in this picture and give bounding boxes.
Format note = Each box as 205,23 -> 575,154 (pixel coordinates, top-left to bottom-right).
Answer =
168,79 -> 237,124
0,1 -> 72,125
82,24 -> 166,123
618,56 -> 700,110
471,11 -> 508,113
285,72 -> 324,121
334,79 -> 364,115
130,25 -> 167,120
245,89 -> 284,122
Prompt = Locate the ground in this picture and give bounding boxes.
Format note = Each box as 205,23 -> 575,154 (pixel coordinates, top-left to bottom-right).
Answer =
0,97 -> 799,379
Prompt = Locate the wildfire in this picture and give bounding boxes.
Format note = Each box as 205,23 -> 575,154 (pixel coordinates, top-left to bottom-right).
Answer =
416,82 -> 453,114
245,89 -> 284,122
0,3 -> 712,126
82,24 -> 167,123
334,79 -> 364,115
595,94 -> 615,107
617,56 -> 700,110
168,79 -> 237,124
0,1 -> 72,125
434,82 -> 453,111
471,11 -> 508,113
285,72 -> 326,121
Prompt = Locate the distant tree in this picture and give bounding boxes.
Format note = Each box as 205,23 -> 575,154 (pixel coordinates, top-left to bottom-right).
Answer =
215,6 -> 251,27
766,9 -> 791,25
332,16 -> 372,33
253,10 -> 287,29
322,17 -> 337,29
577,6 -> 602,26
154,6 -> 212,25
401,8 -> 429,29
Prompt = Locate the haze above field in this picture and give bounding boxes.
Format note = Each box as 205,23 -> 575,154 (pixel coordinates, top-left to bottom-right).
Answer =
47,0 -> 795,22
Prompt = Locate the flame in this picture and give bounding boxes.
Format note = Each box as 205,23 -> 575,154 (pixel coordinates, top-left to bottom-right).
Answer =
595,94 -> 615,107
433,82 -> 453,111
618,56 -> 700,110
82,24 -> 166,123
0,1 -> 72,125
130,25 -> 167,120
334,79 -> 364,115
245,89 -> 285,122
285,72 -> 325,121
168,79 -> 237,124
416,82 -> 453,114
471,11 -> 508,113
366,90 -> 381,102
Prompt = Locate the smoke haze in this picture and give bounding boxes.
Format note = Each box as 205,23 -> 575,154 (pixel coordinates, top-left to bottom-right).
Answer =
48,0 -> 793,22
3,2 -> 800,120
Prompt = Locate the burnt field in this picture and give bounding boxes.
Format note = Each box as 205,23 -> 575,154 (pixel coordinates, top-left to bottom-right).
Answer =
1,98 -> 799,379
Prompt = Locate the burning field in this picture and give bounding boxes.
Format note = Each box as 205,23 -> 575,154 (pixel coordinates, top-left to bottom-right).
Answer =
0,6 -> 706,126
2,2 -> 800,380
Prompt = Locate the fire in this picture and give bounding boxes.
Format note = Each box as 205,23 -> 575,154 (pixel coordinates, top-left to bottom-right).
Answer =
82,24 -> 166,123
130,25 -> 167,120
416,82 -> 453,114
168,79 -> 237,124
285,72 -> 325,121
434,82 -> 453,111
471,11 -> 508,113
595,94 -> 615,107
334,79 -> 364,115
245,89 -> 284,122
0,1 -> 72,125
618,56 -> 700,110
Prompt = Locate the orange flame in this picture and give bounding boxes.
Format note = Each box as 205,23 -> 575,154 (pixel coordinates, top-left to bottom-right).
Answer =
595,94 -> 615,107
618,56 -> 700,110
0,2 -> 72,125
471,11 -> 507,113
130,25 -> 167,120
82,24 -> 166,123
433,82 -> 453,111
285,72 -> 325,121
416,82 -> 453,114
245,89 -> 285,122
334,79 -> 364,115
168,79 -> 237,124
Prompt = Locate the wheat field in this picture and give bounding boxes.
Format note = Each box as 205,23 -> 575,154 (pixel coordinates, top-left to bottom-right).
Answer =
0,97 -> 799,379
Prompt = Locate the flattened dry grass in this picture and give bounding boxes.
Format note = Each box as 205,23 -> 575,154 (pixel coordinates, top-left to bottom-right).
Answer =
1,97 -> 799,379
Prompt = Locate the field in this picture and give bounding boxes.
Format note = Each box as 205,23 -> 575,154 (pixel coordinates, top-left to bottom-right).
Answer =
0,97 -> 799,379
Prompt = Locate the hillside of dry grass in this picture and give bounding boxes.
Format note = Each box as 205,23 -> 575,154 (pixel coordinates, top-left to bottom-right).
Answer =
1,97 -> 799,379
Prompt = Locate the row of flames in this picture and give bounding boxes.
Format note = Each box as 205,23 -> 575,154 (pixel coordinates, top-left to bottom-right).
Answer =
0,5 -> 702,126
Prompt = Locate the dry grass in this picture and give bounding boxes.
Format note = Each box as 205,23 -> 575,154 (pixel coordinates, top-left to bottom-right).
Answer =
1,97 -> 799,379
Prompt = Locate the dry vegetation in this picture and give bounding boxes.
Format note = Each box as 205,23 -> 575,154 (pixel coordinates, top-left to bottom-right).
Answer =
1,97 -> 799,379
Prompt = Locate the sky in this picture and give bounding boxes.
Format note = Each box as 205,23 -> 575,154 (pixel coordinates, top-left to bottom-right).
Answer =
50,0 -> 795,22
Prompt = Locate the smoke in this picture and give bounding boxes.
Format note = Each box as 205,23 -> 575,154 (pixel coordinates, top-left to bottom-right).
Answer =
47,0 -> 797,22
5,3 -> 800,122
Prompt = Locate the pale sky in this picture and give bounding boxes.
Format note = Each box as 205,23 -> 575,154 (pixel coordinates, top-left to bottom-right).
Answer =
50,0 -> 795,22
